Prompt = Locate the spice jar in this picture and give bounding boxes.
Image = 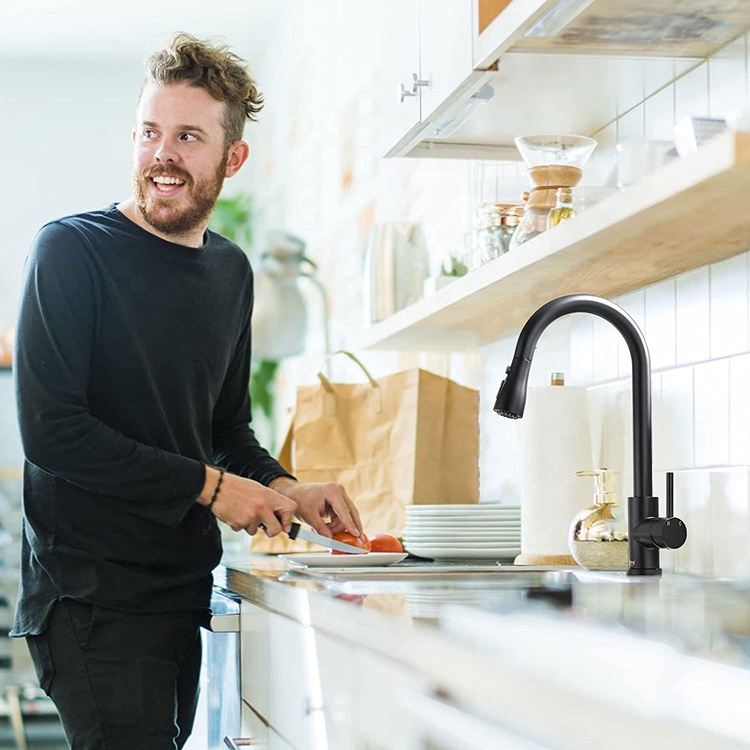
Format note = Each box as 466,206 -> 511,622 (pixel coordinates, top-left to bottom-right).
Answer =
474,203 -> 523,264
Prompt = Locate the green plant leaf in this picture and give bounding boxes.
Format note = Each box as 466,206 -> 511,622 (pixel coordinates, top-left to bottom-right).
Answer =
249,359 -> 279,419
209,193 -> 255,250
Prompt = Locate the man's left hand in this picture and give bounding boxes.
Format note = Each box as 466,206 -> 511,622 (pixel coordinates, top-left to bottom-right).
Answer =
268,477 -> 363,539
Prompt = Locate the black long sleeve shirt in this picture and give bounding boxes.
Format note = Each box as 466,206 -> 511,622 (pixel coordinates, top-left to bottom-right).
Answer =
11,204 -> 291,636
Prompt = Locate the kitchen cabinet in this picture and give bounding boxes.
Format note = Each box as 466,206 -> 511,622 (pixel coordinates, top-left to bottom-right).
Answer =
315,633 -> 358,748
355,651 -> 430,750
362,130 -> 750,351
384,0 -> 750,158
239,700 -> 269,749
379,0 -> 477,158
239,601 -> 315,750
378,0 -> 420,156
237,594 -> 431,750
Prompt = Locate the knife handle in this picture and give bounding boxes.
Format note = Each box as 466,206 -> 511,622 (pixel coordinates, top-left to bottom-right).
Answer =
287,522 -> 301,540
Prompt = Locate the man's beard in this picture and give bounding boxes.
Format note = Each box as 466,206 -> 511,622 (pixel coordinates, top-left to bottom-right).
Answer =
132,153 -> 228,237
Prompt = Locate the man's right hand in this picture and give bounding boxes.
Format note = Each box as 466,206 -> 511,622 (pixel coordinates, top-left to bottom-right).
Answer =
198,467 -> 297,537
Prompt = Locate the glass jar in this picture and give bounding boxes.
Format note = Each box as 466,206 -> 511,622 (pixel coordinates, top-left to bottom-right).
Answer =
475,203 -> 523,263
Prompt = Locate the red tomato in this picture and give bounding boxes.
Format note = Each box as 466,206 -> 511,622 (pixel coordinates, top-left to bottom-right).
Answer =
368,533 -> 403,553
331,531 -> 371,554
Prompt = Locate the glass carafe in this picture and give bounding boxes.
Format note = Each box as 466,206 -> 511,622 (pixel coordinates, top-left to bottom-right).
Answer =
509,134 -> 597,250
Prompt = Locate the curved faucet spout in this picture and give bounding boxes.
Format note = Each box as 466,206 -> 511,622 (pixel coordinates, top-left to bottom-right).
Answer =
494,294 -> 678,576
494,294 -> 651,497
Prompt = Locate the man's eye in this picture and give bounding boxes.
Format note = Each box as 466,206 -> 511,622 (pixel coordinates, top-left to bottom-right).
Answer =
142,129 -> 157,139
180,133 -> 198,142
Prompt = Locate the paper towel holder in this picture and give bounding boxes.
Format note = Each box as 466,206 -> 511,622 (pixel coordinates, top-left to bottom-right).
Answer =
494,294 -> 688,577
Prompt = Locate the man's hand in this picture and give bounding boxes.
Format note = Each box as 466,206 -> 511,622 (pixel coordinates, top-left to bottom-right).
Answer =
268,477 -> 363,539
199,468 -> 297,537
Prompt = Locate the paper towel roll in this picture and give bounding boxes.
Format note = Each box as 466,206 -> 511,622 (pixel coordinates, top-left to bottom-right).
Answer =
518,385 -> 591,563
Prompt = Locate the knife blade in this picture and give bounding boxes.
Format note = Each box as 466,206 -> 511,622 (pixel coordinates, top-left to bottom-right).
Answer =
288,522 -> 368,554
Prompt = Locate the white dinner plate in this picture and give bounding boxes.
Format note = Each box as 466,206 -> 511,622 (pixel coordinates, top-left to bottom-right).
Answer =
278,552 -> 408,568
404,546 -> 521,560
407,504 -> 520,512
406,542 -> 521,555
406,506 -> 521,518
406,519 -> 520,526
406,510 -> 521,519
404,534 -> 521,542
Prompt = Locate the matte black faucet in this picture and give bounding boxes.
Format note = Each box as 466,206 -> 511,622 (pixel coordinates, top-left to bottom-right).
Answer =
494,294 -> 687,576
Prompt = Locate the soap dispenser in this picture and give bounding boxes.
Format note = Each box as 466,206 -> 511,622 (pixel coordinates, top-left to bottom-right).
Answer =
568,468 -> 629,570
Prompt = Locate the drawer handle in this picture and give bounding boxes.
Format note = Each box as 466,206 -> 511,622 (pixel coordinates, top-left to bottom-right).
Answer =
223,738 -> 256,749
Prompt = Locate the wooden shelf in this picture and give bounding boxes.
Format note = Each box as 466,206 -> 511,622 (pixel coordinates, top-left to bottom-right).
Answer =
362,131 -> 750,351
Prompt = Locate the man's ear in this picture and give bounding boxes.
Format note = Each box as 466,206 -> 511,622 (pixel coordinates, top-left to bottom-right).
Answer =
225,141 -> 250,177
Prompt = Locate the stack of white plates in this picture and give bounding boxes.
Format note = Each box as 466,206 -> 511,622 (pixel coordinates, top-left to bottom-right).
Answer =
404,503 -> 521,560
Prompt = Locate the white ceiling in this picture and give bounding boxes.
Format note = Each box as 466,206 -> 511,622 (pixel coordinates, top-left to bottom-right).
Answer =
0,0 -> 288,61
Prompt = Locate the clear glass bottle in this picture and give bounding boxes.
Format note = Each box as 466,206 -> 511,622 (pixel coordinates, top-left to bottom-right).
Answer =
546,187 -> 577,229
474,203 -> 523,265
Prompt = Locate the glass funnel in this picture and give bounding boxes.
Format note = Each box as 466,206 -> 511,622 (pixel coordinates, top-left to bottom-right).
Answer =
510,134 -> 597,250
514,134 -> 597,169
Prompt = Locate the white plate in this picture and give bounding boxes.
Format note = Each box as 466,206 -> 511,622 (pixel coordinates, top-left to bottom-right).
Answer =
407,519 -> 520,526
278,552 -> 408,568
407,506 -> 520,513
404,534 -> 521,543
406,505 -> 521,518
407,504 -> 519,512
406,542 -> 521,555
404,546 -> 521,560
406,529 -> 520,536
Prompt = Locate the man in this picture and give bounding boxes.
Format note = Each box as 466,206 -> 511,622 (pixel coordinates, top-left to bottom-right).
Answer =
11,32 -> 363,749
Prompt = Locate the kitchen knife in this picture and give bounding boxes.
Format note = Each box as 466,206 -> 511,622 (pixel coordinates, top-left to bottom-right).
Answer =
288,522 -> 367,554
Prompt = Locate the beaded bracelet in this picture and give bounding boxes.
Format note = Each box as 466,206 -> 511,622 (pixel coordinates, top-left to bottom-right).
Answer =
208,467 -> 226,510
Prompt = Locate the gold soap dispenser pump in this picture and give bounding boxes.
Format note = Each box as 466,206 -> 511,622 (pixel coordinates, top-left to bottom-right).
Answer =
568,468 -> 629,571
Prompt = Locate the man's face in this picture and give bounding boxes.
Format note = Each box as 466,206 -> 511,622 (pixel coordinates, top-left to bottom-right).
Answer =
131,82 -> 232,237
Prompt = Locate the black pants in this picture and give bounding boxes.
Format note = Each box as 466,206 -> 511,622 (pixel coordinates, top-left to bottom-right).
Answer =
25,599 -> 203,750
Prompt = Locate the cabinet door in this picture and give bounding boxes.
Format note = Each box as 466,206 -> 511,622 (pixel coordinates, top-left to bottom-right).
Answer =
378,0 -> 420,156
236,699 -> 269,750
472,0 -> 551,69
268,727 -> 296,750
315,632 -> 359,750
267,612 -> 316,750
240,601 -> 270,719
355,651 -> 431,750
419,0 -> 473,123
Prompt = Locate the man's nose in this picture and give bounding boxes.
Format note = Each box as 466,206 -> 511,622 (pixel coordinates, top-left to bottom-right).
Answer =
154,140 -> 178,163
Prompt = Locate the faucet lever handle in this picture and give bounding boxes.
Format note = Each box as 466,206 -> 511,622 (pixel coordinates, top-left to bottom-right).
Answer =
666,472 -> 674,518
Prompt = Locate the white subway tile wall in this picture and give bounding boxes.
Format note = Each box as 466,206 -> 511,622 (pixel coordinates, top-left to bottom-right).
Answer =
482,35 -> 750,578
729,354 -> 750,466
693,359 -> 730,467
675,267 -> 710,365
709,254 -> 749,358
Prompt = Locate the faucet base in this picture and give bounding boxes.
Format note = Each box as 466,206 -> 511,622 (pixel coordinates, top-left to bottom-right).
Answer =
627,567 -> 662,577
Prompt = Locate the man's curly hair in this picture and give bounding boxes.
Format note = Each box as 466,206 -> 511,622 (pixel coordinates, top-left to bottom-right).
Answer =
144,32 -> 264,145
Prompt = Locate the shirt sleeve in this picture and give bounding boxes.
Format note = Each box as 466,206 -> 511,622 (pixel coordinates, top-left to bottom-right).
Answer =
14,223 -> 205,528
210,271 -> 296,486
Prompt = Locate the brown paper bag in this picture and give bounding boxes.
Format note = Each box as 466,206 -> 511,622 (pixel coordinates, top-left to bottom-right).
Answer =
251,352 -> 479,553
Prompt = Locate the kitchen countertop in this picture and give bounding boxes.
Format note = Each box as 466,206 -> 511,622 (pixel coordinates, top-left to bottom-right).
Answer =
215,545 -> 750,748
